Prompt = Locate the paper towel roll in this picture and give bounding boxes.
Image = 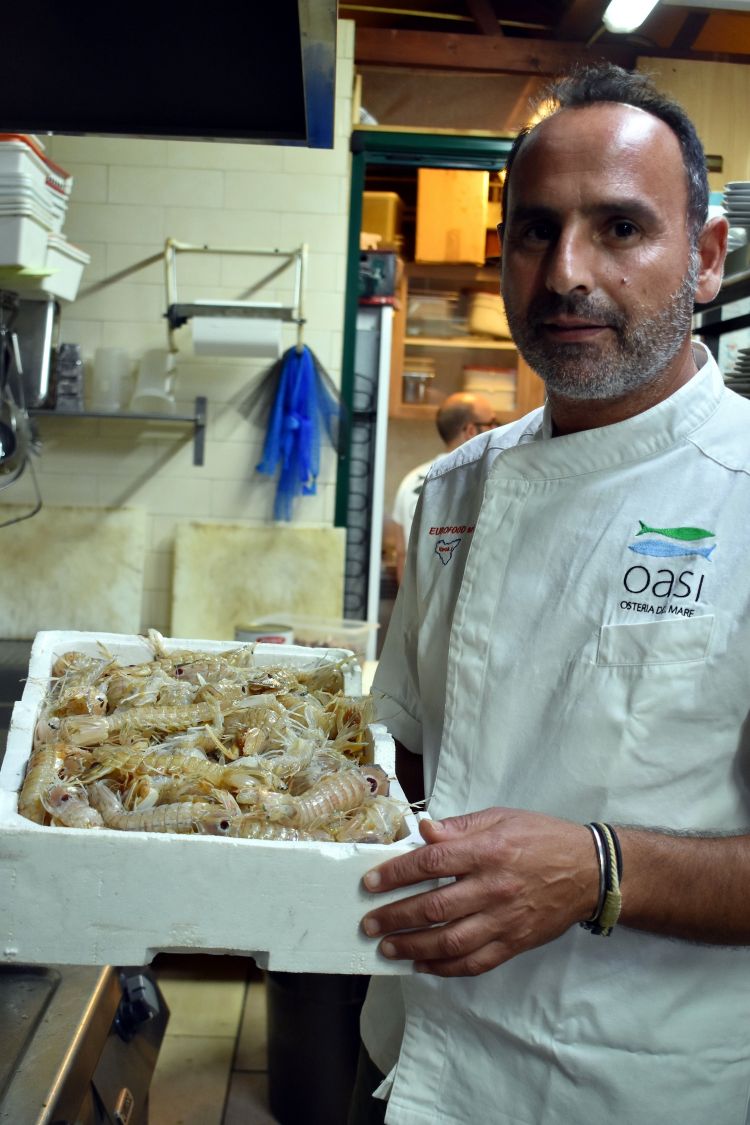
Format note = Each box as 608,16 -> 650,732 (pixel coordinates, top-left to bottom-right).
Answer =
192,304 -> 282,358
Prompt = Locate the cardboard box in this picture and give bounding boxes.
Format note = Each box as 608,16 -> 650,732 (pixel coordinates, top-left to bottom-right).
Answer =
0,631 -> 427,973
416,169 -> 489,264
361,191 -> 404,249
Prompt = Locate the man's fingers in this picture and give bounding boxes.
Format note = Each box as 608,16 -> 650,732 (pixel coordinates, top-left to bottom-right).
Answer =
413,940 -> 511,978
362,877 -> 480,939
366,809 -> 512,895
363,837 -> 470,894
361,865 -> 516,941
420,808 -> 507,843
372,908 -> 516,977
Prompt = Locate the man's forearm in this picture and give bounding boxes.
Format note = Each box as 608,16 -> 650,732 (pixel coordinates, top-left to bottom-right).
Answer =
617,827 -> 750,944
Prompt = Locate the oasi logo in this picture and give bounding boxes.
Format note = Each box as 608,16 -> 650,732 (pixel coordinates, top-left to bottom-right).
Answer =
622,520 -> 715,608
628,520 -> 716,560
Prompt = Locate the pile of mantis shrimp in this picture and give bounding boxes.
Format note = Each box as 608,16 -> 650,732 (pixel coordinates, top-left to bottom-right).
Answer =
17,631 -> 407,844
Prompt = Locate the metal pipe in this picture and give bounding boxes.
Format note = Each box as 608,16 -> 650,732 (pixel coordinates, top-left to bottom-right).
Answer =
168,240 -> 300,258
296,243 -> 308,352
164,239 -> 179,353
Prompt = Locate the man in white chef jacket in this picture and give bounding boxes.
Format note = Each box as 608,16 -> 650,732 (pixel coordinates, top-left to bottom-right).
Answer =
351,63 -> 750,1125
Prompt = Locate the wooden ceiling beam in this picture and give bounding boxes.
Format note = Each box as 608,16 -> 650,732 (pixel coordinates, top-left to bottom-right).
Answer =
554,0 -> 606,42
670,12 -> 710,51
355,27 -> 637,75
465,0 -> 504,36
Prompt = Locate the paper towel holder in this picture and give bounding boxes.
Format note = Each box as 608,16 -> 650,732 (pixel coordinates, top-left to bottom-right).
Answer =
163,238 -> 307,355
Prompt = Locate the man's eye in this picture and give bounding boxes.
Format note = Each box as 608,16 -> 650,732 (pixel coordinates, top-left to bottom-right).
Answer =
610,220 -> 639,239
521,222 -> 555,244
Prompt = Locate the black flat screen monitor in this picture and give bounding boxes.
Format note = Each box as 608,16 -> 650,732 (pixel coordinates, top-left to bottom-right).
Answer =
0,0 -> 335,147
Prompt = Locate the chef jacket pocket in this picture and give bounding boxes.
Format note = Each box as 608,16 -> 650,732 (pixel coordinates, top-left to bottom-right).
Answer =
596,614 -> 714,666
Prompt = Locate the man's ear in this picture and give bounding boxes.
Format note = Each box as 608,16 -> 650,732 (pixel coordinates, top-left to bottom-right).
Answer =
694,216 -> 728,305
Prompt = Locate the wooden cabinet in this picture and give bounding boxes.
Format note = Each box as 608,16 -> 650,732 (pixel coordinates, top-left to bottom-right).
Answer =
388,262 -> 545,421
415,169 -> 489,264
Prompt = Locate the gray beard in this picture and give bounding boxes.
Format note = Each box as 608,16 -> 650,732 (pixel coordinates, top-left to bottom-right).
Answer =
502,255 -> 700,401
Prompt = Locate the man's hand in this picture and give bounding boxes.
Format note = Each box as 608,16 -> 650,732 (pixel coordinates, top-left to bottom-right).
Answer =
361,807 -> 598,977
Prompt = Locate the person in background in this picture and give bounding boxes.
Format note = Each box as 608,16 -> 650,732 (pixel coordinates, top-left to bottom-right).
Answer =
349,62 -> 750,1125
391,391 -> 497,582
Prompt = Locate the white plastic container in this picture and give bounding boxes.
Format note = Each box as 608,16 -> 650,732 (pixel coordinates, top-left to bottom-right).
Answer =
0,208 -> 49,268
43,235 -> 90,301
235,623 -> 296,644
252,615 -> 379,666
91,347 -> 133,410
467,291 -> 510,338
463,364 -> 516,413
0,630 -> 425,972
0,135 -> 72,198
130,349 -> 176,414
0,176 -> 66,231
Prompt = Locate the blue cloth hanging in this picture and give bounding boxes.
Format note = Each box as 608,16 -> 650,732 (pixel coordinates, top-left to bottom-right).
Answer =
256,345 -> 342,521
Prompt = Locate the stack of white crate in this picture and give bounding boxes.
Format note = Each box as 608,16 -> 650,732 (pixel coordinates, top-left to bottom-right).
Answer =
0,134 -> 89,301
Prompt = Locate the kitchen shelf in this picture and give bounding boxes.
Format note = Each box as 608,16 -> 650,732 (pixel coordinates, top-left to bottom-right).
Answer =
389,269 -> 544,420
29,395 -> 208,466
405,335 -> 516,350
394,402 -> 518,423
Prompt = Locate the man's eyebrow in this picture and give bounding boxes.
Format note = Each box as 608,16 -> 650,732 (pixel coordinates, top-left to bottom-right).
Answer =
505,198 -> 662,226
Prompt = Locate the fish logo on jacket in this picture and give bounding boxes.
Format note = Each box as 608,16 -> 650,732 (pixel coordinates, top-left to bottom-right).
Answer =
628,520 -> 716,560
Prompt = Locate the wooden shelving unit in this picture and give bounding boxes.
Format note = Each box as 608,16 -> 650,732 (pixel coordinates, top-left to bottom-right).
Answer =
404,336 -> 517,350
388,265 -> 544,421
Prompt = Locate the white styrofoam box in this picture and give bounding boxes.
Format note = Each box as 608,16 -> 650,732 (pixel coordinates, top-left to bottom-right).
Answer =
0,209 -> 49,268
0,631 -> 428,973
43,235 -> 91,301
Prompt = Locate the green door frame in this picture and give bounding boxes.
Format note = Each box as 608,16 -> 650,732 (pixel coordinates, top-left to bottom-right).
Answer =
334,128 -> 515,526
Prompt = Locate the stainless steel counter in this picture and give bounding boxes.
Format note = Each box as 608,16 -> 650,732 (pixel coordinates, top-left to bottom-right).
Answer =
0,964 -> 169,1124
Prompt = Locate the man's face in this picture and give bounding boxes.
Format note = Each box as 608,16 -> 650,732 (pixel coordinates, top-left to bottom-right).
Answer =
500,104 -> 701,403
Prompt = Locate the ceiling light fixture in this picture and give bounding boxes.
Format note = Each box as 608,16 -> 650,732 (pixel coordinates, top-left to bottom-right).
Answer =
602,0 -> 660,33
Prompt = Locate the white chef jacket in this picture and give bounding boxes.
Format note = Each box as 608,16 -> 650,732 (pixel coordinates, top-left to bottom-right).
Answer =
367,345 -> 750,1125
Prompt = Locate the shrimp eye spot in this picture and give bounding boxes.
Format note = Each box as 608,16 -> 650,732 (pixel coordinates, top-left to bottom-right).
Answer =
219,819 -> 230,831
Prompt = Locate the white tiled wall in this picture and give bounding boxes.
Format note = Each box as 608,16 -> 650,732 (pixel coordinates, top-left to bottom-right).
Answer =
11,21 -> 354,634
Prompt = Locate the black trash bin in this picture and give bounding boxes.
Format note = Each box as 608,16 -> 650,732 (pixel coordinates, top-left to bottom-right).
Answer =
266,971 -> 370,1125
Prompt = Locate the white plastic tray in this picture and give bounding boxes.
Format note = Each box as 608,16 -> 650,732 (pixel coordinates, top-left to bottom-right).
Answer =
0,631 -> 426,973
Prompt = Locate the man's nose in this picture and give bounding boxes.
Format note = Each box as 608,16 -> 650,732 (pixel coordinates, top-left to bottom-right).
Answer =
545,227 -> 594,295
